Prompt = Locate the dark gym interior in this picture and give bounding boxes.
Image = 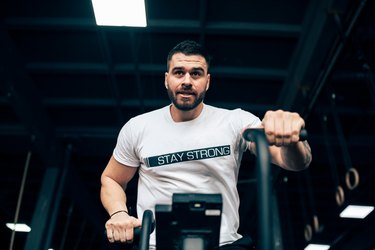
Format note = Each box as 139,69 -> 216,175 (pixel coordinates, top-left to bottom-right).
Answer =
1,0 -> 375,249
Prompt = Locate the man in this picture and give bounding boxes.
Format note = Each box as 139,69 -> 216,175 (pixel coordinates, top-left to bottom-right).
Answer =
100,40 -> 312,249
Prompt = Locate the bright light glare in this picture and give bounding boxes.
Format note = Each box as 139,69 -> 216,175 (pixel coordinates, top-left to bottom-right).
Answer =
340,205 -> 374,219
91,0 -> 147,27
304,244 -> 330,250
6,223 -> 31,232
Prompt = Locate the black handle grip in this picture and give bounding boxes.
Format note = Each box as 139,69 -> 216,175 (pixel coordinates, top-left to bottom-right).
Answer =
299,129 -> 308,141
104,227 -> 142,237
243,128 -> 308,142
138,210 -> 154,250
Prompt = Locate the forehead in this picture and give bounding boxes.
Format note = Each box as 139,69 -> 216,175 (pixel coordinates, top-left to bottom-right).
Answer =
169,53 -> 208,70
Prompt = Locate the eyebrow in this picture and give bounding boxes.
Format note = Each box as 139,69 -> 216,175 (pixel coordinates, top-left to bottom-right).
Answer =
171,67 -> 205,73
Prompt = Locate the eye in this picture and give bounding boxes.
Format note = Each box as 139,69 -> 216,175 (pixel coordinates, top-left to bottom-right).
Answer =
191,70 -> 203,78
173,70 -> 184,76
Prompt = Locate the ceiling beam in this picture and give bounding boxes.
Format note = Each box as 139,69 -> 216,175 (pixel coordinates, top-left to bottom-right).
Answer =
26,62 -> 286,80
303,0 -> 369,117
277,0 -> 353,114
0,24 -> 105,238
129,32 -> 146,114
0,27 -> 57,165
96,29 -> 125,125
4,17 -> 300,38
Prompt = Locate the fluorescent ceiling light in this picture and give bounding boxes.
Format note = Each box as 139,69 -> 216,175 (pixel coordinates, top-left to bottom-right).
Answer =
6,223 -> 31,232
91,0 -> 147,27
304,244 -> 330,250
340,205 -> 374,219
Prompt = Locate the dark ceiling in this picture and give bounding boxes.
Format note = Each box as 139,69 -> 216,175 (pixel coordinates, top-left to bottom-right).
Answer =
1,0 -> 375,249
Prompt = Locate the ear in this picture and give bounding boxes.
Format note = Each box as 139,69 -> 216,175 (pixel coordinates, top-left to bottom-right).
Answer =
164,72 -> 169,89
206,74 -> 211,91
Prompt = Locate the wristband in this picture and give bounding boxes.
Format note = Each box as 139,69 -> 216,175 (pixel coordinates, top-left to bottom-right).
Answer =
110,210 -> 128,218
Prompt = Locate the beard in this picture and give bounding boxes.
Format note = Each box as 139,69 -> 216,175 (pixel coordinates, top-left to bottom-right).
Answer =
167,88 -> 206,111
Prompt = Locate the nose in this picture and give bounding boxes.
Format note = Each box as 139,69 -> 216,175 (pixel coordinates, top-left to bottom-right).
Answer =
182,72 -> 192,86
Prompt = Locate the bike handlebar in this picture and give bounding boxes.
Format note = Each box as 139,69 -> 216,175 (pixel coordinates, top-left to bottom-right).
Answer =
242,128 -> 308,142
241,128 -> 308,250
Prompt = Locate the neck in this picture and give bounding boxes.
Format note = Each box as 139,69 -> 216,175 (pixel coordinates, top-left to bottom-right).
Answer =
170,103 -> 204,122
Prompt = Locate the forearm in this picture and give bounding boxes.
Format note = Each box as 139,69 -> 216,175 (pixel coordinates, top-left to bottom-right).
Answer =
280,141 -> 312,171
100,175 -> 129,215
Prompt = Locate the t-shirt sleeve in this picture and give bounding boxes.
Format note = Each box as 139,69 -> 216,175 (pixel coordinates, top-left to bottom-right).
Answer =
113,119 -> 140,168
235,109 -> 262,152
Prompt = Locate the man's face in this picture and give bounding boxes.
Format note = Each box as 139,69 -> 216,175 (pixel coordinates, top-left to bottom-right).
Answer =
165,53 -> 211,111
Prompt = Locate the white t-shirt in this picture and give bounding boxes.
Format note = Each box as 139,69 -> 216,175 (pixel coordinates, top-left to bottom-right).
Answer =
113,104 -> 261,248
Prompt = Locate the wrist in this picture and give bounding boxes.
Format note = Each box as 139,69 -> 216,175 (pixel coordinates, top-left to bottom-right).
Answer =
110,210 -> 128,218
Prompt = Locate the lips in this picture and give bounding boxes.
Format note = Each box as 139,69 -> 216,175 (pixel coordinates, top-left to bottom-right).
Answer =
177,91 -> 196,97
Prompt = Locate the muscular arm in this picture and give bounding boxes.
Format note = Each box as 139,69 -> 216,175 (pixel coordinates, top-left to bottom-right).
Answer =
250,140 -> 311,171
101,156 -> 136,213
268,141 -> 312,171
100,156 -> 141,243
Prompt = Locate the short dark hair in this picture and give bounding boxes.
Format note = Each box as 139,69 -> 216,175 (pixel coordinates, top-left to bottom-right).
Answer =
166,40 -> 211,71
